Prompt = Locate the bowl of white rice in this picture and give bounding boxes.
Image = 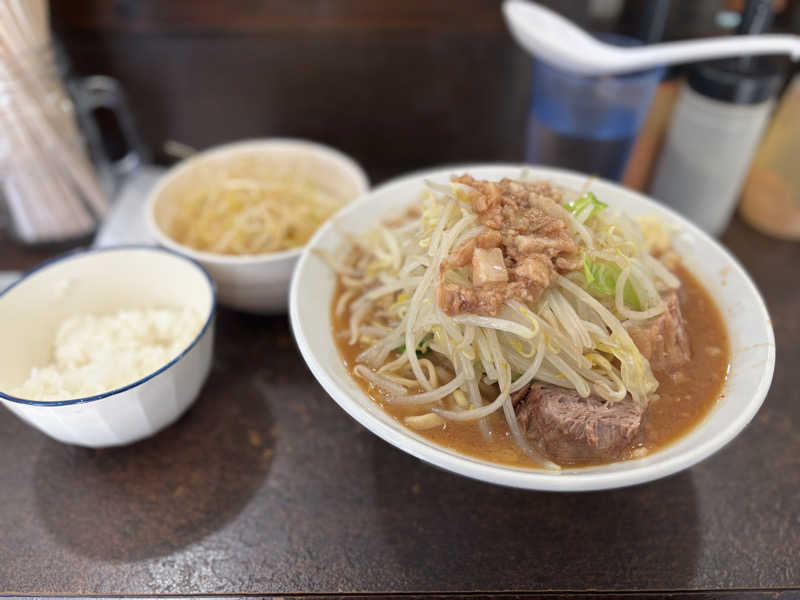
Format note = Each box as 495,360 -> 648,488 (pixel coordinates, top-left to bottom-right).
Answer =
0,246 -> 215,447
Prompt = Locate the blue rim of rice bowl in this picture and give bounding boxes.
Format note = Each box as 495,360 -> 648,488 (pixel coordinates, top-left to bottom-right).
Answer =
0,244 -> 217,406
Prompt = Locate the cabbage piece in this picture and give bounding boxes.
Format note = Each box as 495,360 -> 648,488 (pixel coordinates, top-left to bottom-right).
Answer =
565,191 -> 608,221
582,255 -> 642,310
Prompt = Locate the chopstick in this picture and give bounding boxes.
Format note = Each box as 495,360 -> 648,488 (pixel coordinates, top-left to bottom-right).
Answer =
0,0 -> 107,243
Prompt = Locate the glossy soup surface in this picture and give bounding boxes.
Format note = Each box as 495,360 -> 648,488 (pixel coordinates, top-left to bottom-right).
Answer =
332,263 -> 730,468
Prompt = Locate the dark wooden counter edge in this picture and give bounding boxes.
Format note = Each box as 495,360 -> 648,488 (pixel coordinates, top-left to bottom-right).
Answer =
2,589 -> 800,599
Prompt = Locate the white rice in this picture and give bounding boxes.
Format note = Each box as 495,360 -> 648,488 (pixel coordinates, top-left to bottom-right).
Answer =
11,307 -> 203,402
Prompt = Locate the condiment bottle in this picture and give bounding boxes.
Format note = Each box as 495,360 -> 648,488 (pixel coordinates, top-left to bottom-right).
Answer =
648,0 -> 784,236
648,57 -> 783,236
738,72 -> 800,240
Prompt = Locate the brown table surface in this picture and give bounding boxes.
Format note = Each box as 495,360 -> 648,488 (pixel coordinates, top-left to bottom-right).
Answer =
0,209 -> 798,598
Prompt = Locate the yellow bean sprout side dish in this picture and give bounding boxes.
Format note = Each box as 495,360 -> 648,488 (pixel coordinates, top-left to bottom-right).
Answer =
326,174 -> 729,470
166,156 -> 353,255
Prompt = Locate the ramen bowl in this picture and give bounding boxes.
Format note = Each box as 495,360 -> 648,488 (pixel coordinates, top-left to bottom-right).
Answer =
147,138 -> 369,314
0,246 -> 216,448
289,164 -> 775,491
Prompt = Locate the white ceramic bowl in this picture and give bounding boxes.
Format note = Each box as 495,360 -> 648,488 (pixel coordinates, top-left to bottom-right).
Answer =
146,138 -> 369,314
290,164 -> 776,491
0,246 -> 216,447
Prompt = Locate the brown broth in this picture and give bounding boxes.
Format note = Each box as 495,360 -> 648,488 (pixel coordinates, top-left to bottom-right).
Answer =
332,263 -> 730,468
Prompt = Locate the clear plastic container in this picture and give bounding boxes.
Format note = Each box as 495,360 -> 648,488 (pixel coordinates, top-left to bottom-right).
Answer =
0,45 -> 99,242
525,35 -> 664,181
0,44 -> 144,244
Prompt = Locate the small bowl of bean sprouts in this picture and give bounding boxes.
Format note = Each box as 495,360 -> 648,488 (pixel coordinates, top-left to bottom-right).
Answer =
146,138 -> 368,313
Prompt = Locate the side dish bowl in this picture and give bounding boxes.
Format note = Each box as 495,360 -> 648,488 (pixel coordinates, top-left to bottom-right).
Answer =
0,246 -> 216,447
146,138 -> 369,314
289,164 -> 775,491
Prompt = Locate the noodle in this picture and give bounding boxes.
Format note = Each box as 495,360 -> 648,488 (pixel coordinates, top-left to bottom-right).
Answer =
353,365 -> 408,395
387,374 -> 467,405
329,173 -> 676,467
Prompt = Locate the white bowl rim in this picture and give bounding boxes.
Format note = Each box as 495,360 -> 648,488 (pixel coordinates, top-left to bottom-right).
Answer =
289,163 -> 777,492
0,244 -> 217,407
146,137 -> 370,265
